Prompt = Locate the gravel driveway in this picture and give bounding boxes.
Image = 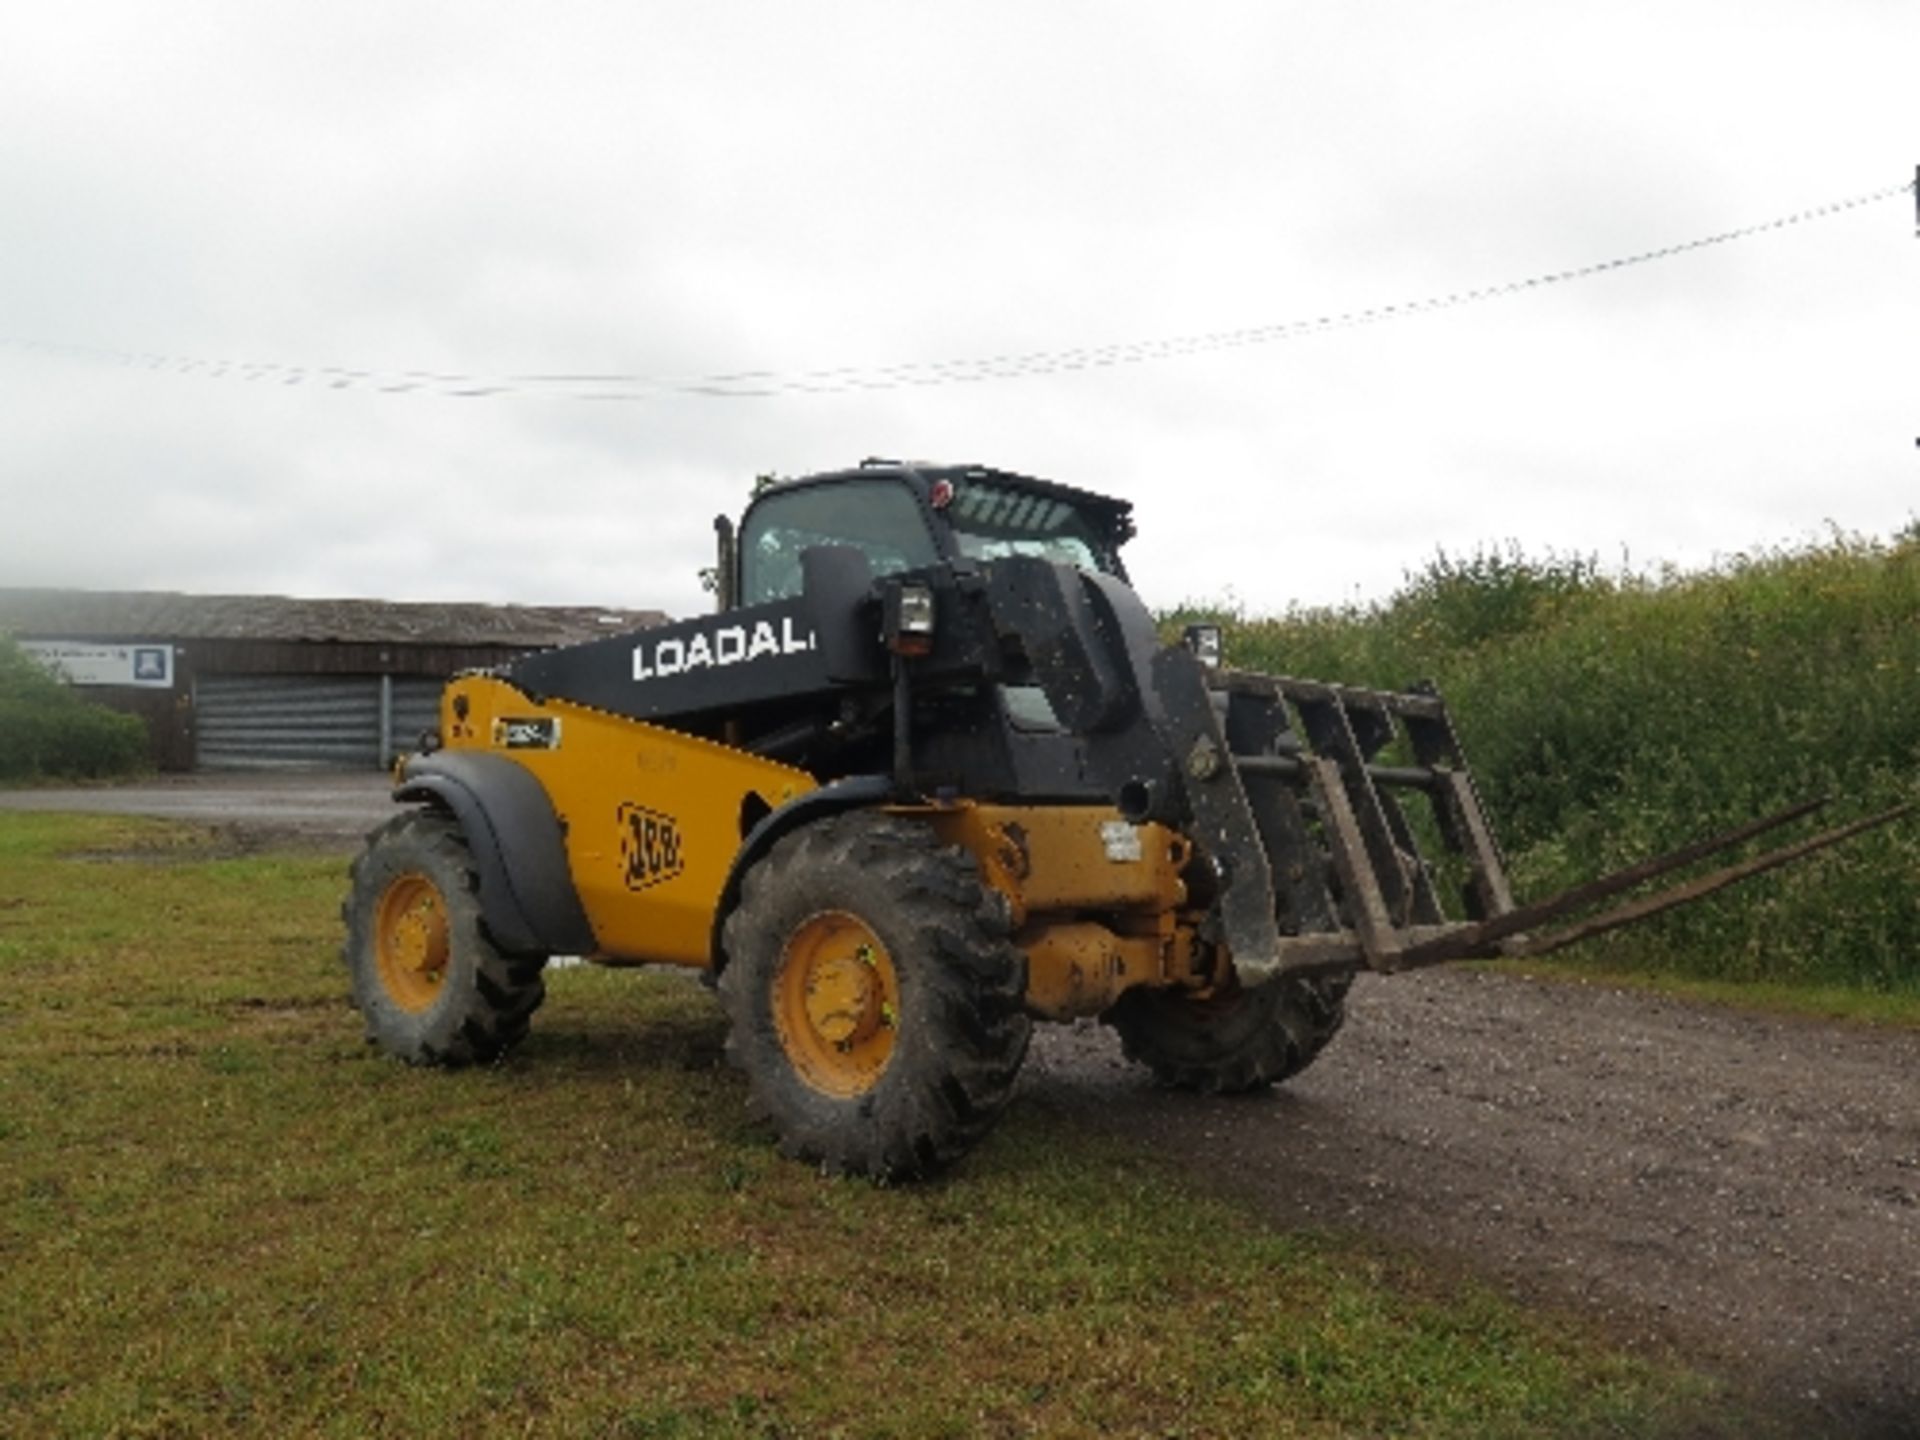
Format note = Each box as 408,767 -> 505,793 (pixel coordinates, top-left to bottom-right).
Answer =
0,770 -> 394,843
1027,969 -> 1920,1437
9,774 -> 1916,1433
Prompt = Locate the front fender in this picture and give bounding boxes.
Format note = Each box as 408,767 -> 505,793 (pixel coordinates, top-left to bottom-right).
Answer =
395,750 -> 597,957
706,774 -> 893,973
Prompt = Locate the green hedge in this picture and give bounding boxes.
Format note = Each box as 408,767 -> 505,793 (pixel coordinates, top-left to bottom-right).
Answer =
1174,533 -> 1920,990
0,636 -> 150,782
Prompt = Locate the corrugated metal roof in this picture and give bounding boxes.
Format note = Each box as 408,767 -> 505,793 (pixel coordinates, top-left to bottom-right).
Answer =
0,588 -> 669,647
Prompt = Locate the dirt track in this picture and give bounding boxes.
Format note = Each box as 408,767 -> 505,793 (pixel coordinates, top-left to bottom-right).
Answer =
0,770 -> 393,842
1026,969 -> 1920,1436
9,776 -> 1917,1433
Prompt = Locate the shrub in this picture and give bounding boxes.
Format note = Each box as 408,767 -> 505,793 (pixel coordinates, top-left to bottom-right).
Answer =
1190,535 -> 1920,991
0,636 -> 150,781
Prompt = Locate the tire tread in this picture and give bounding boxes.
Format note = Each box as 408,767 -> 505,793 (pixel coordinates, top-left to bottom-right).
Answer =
718,814 -> 1030,1179
341,810 -> 547,1067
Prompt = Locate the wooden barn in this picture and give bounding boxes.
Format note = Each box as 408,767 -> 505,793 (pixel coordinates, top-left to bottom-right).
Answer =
0,589 -> 666,771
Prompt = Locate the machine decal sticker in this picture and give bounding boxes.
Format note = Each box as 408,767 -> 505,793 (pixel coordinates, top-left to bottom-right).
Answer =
631,617 -> 815,681
1099,819 -> 1143,863
494,716 -> 561,749
619,803 -> 685,890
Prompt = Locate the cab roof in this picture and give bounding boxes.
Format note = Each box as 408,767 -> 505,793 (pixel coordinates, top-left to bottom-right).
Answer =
764,460 -> 1135,541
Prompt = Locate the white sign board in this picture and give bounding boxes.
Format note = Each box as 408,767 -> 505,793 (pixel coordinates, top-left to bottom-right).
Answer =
20,640 -> 175,689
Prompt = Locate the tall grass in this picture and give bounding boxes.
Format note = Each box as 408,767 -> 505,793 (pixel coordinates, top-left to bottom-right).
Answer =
1177,532 -> 1920,990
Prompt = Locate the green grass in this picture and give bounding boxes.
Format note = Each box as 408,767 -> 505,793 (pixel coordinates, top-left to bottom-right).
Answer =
1173,531 -> 1920,996
1480,957 -> 1920,1029
0,813 -> 1728,1438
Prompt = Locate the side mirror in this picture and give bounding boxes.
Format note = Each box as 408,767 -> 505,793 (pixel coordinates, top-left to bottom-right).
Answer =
800,545 -> 883,683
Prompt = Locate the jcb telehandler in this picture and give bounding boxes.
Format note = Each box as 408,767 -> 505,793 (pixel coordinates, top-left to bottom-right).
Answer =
342,460 -> 1906,1177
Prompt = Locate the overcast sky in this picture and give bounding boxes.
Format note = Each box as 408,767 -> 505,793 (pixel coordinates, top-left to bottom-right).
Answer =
2,2 -> 1914,621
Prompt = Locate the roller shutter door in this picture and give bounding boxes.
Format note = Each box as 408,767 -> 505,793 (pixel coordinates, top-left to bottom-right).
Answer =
196,675 -> 383,769
390,677 -> 447,758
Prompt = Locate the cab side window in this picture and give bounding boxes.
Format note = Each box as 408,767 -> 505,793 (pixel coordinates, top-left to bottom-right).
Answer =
739,481 -> 939,606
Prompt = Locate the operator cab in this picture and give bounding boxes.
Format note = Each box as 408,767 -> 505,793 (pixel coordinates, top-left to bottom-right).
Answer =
731,460 -> 1133,609
695,461 -> 1138,770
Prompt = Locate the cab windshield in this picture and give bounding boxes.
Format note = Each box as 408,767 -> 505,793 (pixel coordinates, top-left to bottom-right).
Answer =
739,480 -> 938,605
737,474 -> 1124,607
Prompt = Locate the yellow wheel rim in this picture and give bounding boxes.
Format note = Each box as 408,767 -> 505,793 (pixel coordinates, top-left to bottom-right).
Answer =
374,872 -> 451,1013
773,910 -> 900,1097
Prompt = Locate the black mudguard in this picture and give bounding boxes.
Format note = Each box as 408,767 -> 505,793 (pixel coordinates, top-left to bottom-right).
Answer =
394,751 -> 597,957
707,774 -> 894,972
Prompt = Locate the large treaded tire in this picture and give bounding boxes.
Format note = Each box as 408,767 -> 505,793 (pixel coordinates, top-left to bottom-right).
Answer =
718,813 -> 1031,1179
341,810 -> 547,1066
1103,971 -> 1351,1095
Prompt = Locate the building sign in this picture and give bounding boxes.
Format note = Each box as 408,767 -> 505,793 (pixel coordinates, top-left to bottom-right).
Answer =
20,640 -> 175,689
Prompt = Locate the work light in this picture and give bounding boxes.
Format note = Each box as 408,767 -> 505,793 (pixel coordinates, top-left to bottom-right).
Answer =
887,581 -> 936,656
1182,623 -> 1223,670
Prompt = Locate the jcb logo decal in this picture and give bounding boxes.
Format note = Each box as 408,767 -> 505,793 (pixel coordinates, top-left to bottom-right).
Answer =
619,803 -> 684,890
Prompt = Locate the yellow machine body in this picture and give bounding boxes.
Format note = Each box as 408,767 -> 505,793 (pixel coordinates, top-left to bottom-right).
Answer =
437,677 -> 1210,1015
439,675 -> 815,967
912,803 -> 1209,1019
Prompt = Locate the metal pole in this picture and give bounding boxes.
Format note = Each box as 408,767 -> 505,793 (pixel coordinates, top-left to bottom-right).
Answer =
379,673 -> 393,768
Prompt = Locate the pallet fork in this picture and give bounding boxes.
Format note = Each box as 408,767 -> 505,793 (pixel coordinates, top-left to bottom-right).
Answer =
1202,674 -> 1911,980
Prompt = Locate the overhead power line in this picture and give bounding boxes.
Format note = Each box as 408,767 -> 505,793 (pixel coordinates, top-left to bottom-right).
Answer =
7,178 -> 1913,403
